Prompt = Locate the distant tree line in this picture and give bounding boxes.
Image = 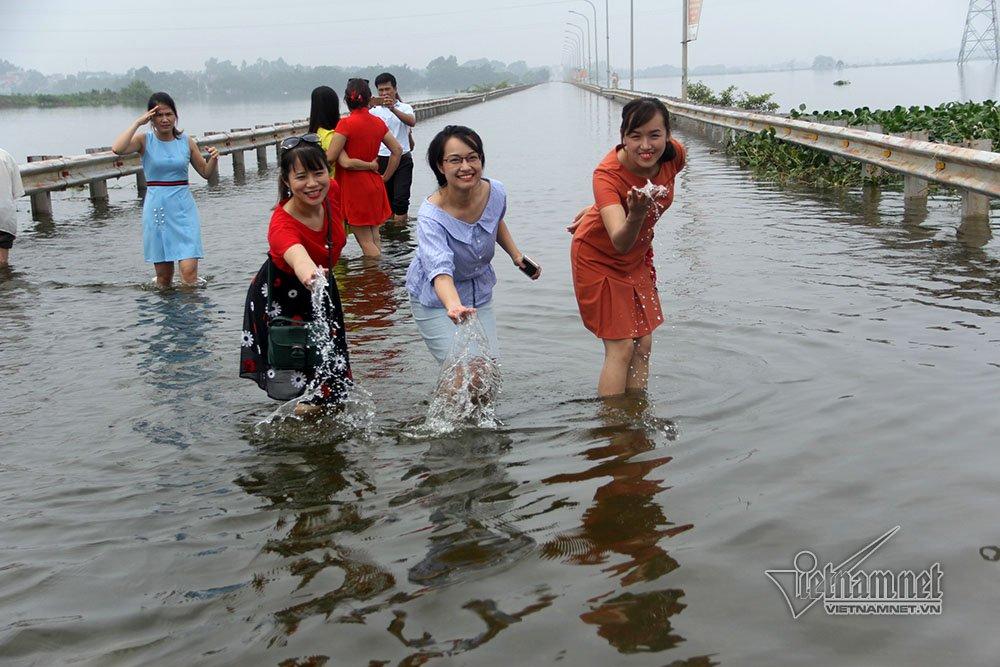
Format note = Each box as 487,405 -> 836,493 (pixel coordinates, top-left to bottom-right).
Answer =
0,80 -> 153,109
0,57 -> 550,104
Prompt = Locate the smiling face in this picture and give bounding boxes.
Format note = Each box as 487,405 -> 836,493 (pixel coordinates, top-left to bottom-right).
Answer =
439,137 -> 483,191
621,112 -> 669,173
284,156 -> 330,207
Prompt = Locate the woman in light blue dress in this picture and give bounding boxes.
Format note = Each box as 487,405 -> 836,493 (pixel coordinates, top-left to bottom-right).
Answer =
112,92 -> 219,287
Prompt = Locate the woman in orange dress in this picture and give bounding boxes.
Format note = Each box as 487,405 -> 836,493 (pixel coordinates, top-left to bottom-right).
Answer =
570,97 -> 686,397
327,78 -> 403,258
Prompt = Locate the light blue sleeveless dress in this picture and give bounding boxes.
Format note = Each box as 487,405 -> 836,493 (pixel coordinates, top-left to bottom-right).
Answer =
141,131 -> 203,263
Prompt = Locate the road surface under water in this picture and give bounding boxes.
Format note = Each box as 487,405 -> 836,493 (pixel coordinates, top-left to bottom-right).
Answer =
2,83 -> 1000,666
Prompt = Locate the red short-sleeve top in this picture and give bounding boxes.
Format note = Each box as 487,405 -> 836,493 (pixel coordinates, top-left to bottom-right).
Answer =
267,180 -> 346,273
334,109 -> 389,161
574,139 -> 686,265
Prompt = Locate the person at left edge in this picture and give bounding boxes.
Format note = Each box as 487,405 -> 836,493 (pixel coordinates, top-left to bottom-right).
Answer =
0,147 -> 24,268
240,135 -> 352,411
112,91 -> 219,288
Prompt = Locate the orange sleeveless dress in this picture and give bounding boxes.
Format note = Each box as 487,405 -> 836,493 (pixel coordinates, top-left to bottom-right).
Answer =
570,140 -> 685,340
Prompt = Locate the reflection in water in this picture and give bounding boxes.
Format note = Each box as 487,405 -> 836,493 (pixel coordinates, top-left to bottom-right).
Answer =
132,289 -> 216,448
337,259 -> 405,380
235,426 -> 391,641
394,433 -> 533,586
543,399 -> 696,655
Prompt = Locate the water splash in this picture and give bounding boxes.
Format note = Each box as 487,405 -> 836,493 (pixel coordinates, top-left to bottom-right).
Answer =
256,269 -> 374,434
418,315 -> 503,435
632,179 -> 672,218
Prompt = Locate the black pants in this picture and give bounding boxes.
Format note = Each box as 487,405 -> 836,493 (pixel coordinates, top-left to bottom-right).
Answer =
378,152 -> 414,217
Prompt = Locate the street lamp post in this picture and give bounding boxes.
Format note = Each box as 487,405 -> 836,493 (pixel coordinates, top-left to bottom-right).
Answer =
577,0 -> 601,85
629,0 -> 635,91
564,35 -> 582,72
569,10 -> 594,84
567,14 -> 592,84
565,26 -> 586,79
604,0 -> 610,88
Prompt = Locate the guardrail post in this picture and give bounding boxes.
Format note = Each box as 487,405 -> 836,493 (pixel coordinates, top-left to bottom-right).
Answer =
254,124 -> 270,169
27,155 -> 58,220
84,147 -> 111,203
897,131 -> 930,205
136,171 -> 147,198
860,125 -> 883,184
202,132 -> 221,186
960,139 -> 992,221
230,128 -> 249,181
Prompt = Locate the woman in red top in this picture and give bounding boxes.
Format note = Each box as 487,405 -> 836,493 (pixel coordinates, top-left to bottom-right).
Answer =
570,97 -> 686,397
327,77 -> 403,258
240,136 -> 352,411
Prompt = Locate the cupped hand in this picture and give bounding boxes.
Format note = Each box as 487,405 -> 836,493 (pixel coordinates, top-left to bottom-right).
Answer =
447,304 -> 477,324
626,188 -> 653,222
566,205 -> 590,234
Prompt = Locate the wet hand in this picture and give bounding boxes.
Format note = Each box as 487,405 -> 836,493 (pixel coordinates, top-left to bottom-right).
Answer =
566,205 -> 590,233
447,304 -> 476,324
626,188 -> 653,223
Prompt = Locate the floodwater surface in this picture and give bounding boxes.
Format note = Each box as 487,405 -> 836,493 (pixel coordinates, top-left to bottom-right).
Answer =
2,83 -> 1000,666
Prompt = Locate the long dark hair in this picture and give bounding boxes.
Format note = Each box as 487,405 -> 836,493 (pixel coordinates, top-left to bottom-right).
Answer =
308,86 -> 340,133
277,142 -> 329,203
344,78 -> 372,110
427,125 -> 485,187
620,97 -> 676,163
147,91 -> 182,139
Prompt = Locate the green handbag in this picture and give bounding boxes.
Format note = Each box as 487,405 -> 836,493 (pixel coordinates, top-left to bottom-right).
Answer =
265,201 -> 333,373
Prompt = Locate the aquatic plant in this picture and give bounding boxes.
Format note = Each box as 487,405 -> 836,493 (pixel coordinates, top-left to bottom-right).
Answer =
685,81 -> 780,112
725,99 -> 998,188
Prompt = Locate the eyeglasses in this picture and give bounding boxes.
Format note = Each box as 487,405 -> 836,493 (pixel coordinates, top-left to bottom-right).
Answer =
442,154 -> 482,167
280,133 -> 321,150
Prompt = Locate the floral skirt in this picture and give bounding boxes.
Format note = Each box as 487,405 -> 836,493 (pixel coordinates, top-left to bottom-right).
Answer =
240,257 -> 352,402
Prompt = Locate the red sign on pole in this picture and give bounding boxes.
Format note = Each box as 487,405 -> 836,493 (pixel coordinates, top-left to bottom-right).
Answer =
688,0 -> 704,41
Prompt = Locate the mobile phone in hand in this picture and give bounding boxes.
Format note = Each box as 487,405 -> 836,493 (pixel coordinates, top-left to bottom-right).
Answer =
519,255 -> 539,278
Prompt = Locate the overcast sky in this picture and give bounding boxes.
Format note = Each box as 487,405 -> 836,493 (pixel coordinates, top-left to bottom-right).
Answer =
0,0 -> 970,75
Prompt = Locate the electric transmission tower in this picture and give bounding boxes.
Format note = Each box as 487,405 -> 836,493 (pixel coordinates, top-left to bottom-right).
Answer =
959,0 -> 1000,63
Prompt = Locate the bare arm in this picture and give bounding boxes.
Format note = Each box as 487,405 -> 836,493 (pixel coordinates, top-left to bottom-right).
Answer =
329,132 -> 377,171
188,137 -> 219,180
282,244 -> 323,289
496,219 -> 541,279
391,104 -> 416,127
112,109 -> 155,155
380,132 -> 403,182
432,274 -> 476,323
599,190 -> 653,254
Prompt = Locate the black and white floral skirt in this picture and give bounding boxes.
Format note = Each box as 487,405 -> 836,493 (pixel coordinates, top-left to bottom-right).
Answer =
240,257 -> 352,402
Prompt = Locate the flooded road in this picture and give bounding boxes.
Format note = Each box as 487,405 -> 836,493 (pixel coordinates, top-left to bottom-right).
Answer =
2,82 -> 1000,666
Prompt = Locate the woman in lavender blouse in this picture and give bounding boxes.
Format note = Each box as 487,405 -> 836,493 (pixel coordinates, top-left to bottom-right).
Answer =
405,125 -> 541,363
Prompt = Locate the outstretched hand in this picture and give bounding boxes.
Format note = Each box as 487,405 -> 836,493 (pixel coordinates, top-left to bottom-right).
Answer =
626,188 -> 653,223
447,304 -> 477,324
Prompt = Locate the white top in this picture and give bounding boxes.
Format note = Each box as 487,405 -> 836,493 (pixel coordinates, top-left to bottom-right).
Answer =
370,101 -> 414,157
0,148 -> 25,237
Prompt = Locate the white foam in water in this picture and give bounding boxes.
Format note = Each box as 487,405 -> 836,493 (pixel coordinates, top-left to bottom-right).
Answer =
258,268 -> 374,432
420,314 -> 503,434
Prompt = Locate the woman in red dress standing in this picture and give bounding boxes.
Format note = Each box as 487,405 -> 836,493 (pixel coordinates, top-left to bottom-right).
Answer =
570,97 -> 685,397
327,78 -> 403,258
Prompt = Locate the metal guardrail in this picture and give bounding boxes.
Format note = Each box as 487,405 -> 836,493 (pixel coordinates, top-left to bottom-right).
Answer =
18,84 -> 534,218
576,83 -> 998,217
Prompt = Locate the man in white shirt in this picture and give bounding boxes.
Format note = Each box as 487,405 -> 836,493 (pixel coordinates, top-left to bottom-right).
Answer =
0,147 -> 25,267
370,72 -> 416,223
